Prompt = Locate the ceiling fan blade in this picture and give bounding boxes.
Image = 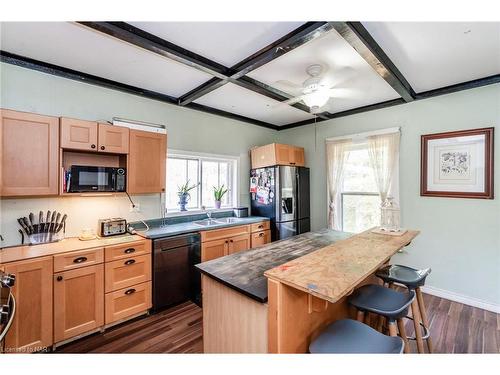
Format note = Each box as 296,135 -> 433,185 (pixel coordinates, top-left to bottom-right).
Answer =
281,95 -> 306,106
328,87 -> 361,99
274,80 -> 303,92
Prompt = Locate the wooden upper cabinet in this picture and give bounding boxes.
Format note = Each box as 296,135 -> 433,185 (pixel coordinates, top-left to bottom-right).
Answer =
53,264 -> 104,343
98,123 -> 129,154
60,117 -> 98,151
250,143 -> 305,169
0,109 -> 59,197
128,129 -> 167,194
4,257 -> 53,352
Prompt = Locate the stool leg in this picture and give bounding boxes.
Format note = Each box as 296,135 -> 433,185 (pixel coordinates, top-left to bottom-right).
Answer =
397,318 -> 410,354
416,287 -> 433,353
411,299 -> 425,353
376,315 -> 385,332
364,312 -> 371,326
356,310 -> 365,322
388,321 -> 398,337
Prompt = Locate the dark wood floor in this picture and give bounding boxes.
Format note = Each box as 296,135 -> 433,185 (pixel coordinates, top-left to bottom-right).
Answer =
57,293 -> 499,354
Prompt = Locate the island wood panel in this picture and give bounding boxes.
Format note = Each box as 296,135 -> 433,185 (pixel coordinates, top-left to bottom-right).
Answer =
4,256 -> 53,352
202,275 -> 268,353
0,109 -> 59,197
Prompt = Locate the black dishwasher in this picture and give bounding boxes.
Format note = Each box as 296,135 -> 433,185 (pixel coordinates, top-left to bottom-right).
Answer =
152,233 -> 201,311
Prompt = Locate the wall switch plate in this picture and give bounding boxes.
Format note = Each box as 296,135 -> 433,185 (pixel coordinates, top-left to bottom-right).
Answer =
130,203 -> 141,213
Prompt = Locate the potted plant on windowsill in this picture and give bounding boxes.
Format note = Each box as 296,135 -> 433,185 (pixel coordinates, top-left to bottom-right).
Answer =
213,185 -> 228,209
177,180 -> 198,211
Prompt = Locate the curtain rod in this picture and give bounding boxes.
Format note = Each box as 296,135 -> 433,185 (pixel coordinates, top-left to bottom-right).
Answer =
325,126 -> 400,142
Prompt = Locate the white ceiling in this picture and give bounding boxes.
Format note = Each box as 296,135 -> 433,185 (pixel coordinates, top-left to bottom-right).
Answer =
194,82 -> 315,126
128,22 -> 304,67
0,22 -> 212,97
247,29 -> 401,114
363,22 -> 500,93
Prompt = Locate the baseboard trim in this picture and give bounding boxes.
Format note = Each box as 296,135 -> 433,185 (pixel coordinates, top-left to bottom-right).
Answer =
421,285 -> 500,314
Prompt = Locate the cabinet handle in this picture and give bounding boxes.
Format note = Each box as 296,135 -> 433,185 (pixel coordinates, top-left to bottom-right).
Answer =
124,259 -> 135,266
91,144 -> 96,149
73,256 -> 88,263
124,248 -> 135,254
100,146 -> 105,150
56,276 -> 63,281
290,162 -> 296,165
225,240 -> 228,244
259,232 -> 264,237
230,239 -> 233,243
125,288 -> 136,295
258,224 -> 264,229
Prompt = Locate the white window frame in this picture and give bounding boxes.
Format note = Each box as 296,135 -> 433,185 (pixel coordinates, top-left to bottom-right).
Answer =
165,149 -> 240,214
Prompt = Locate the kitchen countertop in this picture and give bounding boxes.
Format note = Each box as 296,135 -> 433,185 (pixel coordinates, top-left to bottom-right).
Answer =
131,216 -> 269,239
195,229 -> 353,303
0,234 -> 146,264
265,229 -> 419,303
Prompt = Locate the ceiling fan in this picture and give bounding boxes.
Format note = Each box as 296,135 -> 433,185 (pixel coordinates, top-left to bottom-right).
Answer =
274,64 -> 358,114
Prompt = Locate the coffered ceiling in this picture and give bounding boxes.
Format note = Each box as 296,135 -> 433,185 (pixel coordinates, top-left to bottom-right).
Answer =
1,21 -> 499,130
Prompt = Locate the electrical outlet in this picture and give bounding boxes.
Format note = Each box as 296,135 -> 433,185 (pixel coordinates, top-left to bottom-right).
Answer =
130,203 -> 141,213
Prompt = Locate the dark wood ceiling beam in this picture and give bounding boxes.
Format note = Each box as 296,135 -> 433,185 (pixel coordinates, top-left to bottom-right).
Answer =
415,74 -> 500,99
0,50 -> 278,130
331,22 -> 416,102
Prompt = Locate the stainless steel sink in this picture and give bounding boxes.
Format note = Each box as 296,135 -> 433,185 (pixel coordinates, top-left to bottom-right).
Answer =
193,219 -> 220,227
214,217 -> 245,224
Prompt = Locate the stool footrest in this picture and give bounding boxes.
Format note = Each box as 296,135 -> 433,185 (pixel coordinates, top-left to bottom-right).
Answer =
404,315 -> 431,340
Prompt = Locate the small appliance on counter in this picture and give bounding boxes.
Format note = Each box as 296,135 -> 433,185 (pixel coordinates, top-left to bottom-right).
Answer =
98,218 -> 127,237
17,211 -> 67,245
233,206 -> 249,218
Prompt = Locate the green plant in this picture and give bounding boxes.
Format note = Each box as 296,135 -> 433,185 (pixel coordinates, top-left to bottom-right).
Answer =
177,180 -> 198,197
213,185 -> 228,201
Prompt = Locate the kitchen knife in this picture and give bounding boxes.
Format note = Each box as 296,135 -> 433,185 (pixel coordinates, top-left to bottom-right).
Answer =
53,213 -> 61,233
56,214 -> 67,233
17,218 -> 30,236
23,217 -> 33,235
29,212 -> 36,233
45,211 -> 51,232
38,211 -> 44,234
49,211 -> 56,233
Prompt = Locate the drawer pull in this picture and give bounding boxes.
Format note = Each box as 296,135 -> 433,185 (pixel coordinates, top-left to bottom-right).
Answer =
259,232 -> 265,237
258,224 -> 264,229
56,276 -> 63,281
124,259 -> 136,266
73,256 -> 88,264
125,288 -> 136,295
124,248 -> 135,254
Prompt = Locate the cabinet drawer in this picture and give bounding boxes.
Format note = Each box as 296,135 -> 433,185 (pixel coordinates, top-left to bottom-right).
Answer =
250,221 -> 270,233
54,248 -> 104,272
105,254 -> 151,293
105,281 -> 152,324
105,240 -> 151,262
200,224 -> 250,242
251,230 -> 271,248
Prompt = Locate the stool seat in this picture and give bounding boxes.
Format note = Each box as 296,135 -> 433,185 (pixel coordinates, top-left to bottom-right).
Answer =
349,284 -> 415,320
309,319 -> 404,354
376,264 -> 431,289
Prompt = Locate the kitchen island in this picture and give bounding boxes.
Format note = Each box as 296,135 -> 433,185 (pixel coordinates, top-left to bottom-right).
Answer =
196,228 -> 419,353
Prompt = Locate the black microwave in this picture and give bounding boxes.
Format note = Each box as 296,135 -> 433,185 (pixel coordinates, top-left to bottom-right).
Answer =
68,166 -> 126,193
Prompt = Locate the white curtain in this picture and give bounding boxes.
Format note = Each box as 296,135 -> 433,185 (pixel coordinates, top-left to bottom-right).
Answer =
326,139 -> 351,230
367,132 -> 400,203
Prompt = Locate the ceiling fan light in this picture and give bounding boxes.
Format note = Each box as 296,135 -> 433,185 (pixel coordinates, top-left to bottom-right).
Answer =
303,91 -> 330,108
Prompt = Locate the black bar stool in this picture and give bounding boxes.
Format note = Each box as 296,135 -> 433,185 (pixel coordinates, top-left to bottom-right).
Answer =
376,264 -> 432,353
309,319 -> 404,354
348,284 -> 415,353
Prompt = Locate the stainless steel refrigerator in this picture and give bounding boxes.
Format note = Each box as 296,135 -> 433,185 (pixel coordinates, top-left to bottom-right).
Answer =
250,166 -> 310,241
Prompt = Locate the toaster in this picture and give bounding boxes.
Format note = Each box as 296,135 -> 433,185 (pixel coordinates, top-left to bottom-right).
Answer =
98,218 -> 127,237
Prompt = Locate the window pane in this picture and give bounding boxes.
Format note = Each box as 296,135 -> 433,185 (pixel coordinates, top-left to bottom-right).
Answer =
342,148 -> 378,192
342,194 -> 380,233
166,158 -> 199,210
219,162 -> 230,206
201,161 -> 219,208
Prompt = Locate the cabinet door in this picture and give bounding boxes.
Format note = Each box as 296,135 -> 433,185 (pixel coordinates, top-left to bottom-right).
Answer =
251,144 -> 276,169
275,144 -> 291,165
60,117 -> 98,151
227,234 -> 251,255
201,238 -> 228,262
98,123 -> 129,154
105,281 -> 152,325
251,230 -> 271,248
0,109 -> 59,197
104,254 -> 151,293
289,146 -> 305,166
4,257 -> 53,352
128,129 -> 166,194
53,264 -> 104,343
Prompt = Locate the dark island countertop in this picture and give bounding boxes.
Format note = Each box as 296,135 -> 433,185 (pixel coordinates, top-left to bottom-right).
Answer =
195,229 -> 353,303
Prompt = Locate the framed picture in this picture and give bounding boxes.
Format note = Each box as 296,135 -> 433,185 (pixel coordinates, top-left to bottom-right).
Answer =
421,127 -> 494,199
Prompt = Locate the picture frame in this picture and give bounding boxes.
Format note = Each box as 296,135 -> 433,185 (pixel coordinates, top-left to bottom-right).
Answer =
421,127 -> 494,199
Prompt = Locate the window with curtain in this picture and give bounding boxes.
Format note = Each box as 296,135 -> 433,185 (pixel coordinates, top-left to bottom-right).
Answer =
326,129 -> 400,233
166,152 -> 237,211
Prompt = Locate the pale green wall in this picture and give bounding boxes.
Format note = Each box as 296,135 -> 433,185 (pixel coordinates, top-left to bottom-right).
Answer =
0,63 -> 277,246
278,84 -> 500,306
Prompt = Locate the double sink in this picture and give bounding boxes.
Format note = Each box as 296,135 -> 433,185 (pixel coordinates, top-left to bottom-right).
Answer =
193,217 -> 246,227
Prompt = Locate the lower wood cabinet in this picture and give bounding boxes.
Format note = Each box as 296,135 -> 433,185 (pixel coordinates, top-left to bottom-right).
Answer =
105,281 -> 152,324
227,234 -> 252,255
251,230 -> 271,248
53,264 -> 104,343
4,257 -> 53,352
104,254 -> 151,293
201,238 -> 227,262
